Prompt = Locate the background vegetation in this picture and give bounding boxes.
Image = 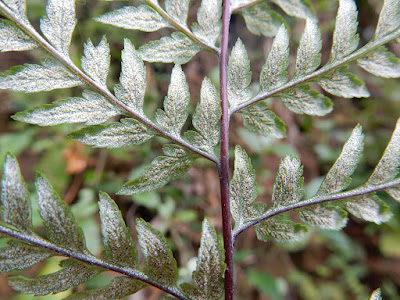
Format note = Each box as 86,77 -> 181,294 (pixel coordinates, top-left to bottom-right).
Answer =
0,0 -> 399,299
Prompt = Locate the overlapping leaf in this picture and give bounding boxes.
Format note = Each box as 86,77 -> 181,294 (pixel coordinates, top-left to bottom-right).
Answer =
81,38 -> 110,86
271,0 -> 315,20
346,195 -> 392,224
165,0 -> 189,24
98,192 -> 138,268
136,219 -> 178,286
35,173 -> 87,251
95,5 -> 172,32
240,102 -> 285,138
0,59 -> 82,92
0,155 -> 32,232
298,205 -> 348,230
118,145 -> 196,195
69,118 -> 154,148
192,0 -> 222,45
358,46 -> 400,78
0,19 -> 38,52
13,90 -> 120,126
255,217 -> 308,243
9,259 -> 102,296
180,218 -> 225,300
375,0 -> 400,39
138,32 -> 203,64
155,64 -> 190,136
40,0 -> 76,57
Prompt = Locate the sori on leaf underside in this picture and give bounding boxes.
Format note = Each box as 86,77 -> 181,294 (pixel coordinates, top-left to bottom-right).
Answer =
0,0 -> 400,298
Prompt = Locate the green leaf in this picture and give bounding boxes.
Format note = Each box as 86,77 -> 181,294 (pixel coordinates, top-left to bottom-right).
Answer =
271,0 -> 315,20
346,195 -> 392,224
116,39 -> 146,113
318,66 -> 369,98
298,205 -> 348,230
9,259 -> 102,296
136,219 -> 178,286
358,46 -> 400,78
0,19 -> 38,52
165,0 -> 190,24
192,0 -> 222,45
190,77 -> 221,151
181,218 -> 225,300
271,155 -> 304,209
239,3 -> 286,37
0,154 -> 32,232
260,25 -> 289,91
240,102 -> 286,139
40,0 -> 76,57
280,84 -> 333,116
317,125 -> 364,195
228,39 -> 252,108
13,90 -> 120,126
294,18 -> 321,78
0,241 -> 53,273
255,217 -> 308,243
95,5 -> 171,32
64,276 -> 147,300
138,32 -> 203,64
375,0 -> 400,39
230,146 -> 263,227
330,0 -> 359,62
69,118 -> 154,148
81,37 -> 110,86
35,173 -> 87,251
98,192 -> 138,268
369,288 -> 382,300
3,0 -> 28,20
118,145 -> 196,195
155,65 -> 190,136
0,58 -> 82,92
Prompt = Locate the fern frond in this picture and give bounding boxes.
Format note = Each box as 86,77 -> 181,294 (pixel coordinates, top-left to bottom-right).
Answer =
0,19 -> 38,51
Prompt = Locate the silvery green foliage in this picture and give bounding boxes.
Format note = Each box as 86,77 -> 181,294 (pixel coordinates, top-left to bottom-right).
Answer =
165,0 -> 190,25
375,0 -> 400,39
358,46 -> 400,78
191,0 -> 222,45
0,19 -> 38,51
2,0 -> 27,20
254,217 -> 308,243
81,38 -> 110,86
369,288 -> 382,300
0,59 -> 82,92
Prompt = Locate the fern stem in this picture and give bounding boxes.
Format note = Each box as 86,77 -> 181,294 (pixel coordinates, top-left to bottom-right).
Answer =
0,225 -> 190,300
233,177 -> 400,238
145,0 -> 220,54
219,0 -> 234,299
230,27 -> 400,114
0,2 -> 218,164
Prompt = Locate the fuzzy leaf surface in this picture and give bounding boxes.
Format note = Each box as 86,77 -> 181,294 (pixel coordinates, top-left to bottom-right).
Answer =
0,241 -> 53,273
3,0 -> 27,20
117,39 -> 146,113
165,0 -> 189,24
255,217 -> 308,243
40,0 -> 76,57
240,102 -> 285,138
36,173 -> 86,251
81,38 -> 110,86
192,0 -> 221,45
280,84 -> 333,116
64,277 -> 147,300
260,25 -> 289,91
9,259 -> 102,296
330,0 -> 359,62
181,218 -> 224,300
271,0 -> 315,19
239,3 -> 285,37
228,39 -> 252,108
346,195 -> 392,224
138,32 -> 203,64
358,46 -> 400,78
98,192 -> 138,268
118,145 -> 195,195
0,155 -> 31,232
13,90 -> 120,126
136,219 -> 178,286
294,18 -> 321,78
375,0 -> 400,39
271,155 -> 304,209
95,5 -> 171,32
155,65 -> 190,136
369,288 -> 382,300
69,118 -> 154,148
298,205 -> 348,230
318,66 -> 369,98
0,19 -> 38,52
0,59 -> 82,92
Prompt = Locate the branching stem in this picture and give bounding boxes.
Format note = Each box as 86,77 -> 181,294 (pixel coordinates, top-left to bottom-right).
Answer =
219,0 -> 234,299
